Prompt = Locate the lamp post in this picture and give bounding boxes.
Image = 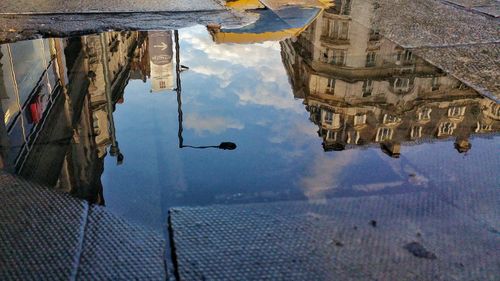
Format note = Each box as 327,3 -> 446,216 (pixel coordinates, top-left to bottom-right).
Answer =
99,33 -> 124,164
174,30 -> 237,151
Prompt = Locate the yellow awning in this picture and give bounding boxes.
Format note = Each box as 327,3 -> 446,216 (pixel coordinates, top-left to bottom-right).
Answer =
211,28 -> 304,44
225,0 -> 265,10
257,0 -> 332,10
209,6 -> 324,44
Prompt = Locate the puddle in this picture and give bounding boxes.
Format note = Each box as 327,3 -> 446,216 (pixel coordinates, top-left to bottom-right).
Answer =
0,10 -> 498,232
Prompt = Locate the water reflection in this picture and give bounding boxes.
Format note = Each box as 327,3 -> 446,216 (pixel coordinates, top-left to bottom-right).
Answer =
0,10 -> 498,228
0,32 -> 144,204
281,4 -> 500,156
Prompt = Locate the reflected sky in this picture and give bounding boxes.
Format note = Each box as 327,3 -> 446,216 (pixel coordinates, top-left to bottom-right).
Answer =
0,23 -> 498,232
101,26 -> 321,228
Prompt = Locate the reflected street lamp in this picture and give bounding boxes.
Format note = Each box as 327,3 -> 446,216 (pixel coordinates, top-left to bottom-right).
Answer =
99,33 -> 124,165
174,30 -> 237,151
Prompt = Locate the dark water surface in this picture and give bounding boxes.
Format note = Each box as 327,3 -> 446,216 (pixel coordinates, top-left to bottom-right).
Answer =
1,22 -> 498,232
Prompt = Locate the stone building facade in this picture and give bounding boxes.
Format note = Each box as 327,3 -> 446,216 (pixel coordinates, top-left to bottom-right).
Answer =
281,2 -> 500,156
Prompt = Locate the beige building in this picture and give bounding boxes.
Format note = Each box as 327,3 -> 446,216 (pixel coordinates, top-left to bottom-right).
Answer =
281,3 -> 500,156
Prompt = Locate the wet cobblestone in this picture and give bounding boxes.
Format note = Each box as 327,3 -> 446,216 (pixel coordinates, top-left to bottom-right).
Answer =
414,42 -> 500,101
170,189 -> 500,280
0,0 -> 223,14
443,0 -> 499,17
169,139 -> 500,280
0,172 -> 167,280
371,0 -> 499,47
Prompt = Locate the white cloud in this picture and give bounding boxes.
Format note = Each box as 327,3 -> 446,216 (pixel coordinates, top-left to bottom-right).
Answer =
179,26 -> 303,113
300,150 -> 360,202
190,65 -> 233,88
184,113 -> 244,135
236,87 -> 302,113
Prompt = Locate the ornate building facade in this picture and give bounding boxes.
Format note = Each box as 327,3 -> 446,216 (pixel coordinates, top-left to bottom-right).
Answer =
281,1 -> 499,156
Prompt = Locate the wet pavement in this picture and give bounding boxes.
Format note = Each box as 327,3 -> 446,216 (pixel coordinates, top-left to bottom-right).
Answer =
0,1 -> 499,280
443,0 -> 500,17
0,172 -> 167,280
413,43 -> 500,100
171,173 -> 500,280
0,0 -> 225,14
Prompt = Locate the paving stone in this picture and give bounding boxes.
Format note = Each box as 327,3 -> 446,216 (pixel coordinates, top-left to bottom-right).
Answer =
442,0 -> 500,17
0,9 -> 254,44
413,43 -> 500,101
0,0 -> 224,14
170,190 -> 500,281
76,206 -> 167,280
370,0 -> 499,48
0,172 -> 86,280
359,0 -> 500,99
0,172 -> 167,280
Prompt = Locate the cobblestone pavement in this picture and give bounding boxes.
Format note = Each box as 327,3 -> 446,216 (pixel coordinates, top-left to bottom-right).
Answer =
0,0 -> 224,14
414,43 -> 500,101
364,0 -> 500,100
0,10 -> 252,43
170,193 -> 500,280
442,0 -> 499,17
372,0 -> 498,48
0,172 -> 167,280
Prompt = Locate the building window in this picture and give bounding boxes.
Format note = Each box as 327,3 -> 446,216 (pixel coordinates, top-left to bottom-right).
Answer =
438,122 -> 456,136
325,130 -> 337,141
354,114 -> 367,126
418,108 -> 432,121
323,110 -> 334,124
393,78 -> 410,92
327,78 -> 335,93
376,127 -> 393,142
383,114 -> 401,125
347,130 -> 360,144
326,20 -> 349,40
331,49 -> 346,66
321,48 -> 329,63
366,52 -> 376,67
363,80 -> 373,96
448,106 -> 466,118
410,126 -> 422,139
322,19 -> 330,36
340,22 -> 349,39
322,110 -> 341,128
404,50 -> 413,62
490,103 -> 500,118
159,80 -> 166,89
92,112 -> 101,135
431,77 -> 440,91
475,122 -> 492,132
342,0 -> 352,15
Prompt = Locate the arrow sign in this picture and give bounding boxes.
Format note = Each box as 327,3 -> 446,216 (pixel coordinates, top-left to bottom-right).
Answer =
149,31 -> 173,65
153,42 -> 169,51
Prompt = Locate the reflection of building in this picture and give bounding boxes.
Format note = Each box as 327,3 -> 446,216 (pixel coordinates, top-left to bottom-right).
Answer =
0,39 -> 62,172
281,4 -> 500,156
0,31 -> 147,203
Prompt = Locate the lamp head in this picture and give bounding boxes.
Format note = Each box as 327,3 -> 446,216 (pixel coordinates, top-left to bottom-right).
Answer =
218,142 -> 237,150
